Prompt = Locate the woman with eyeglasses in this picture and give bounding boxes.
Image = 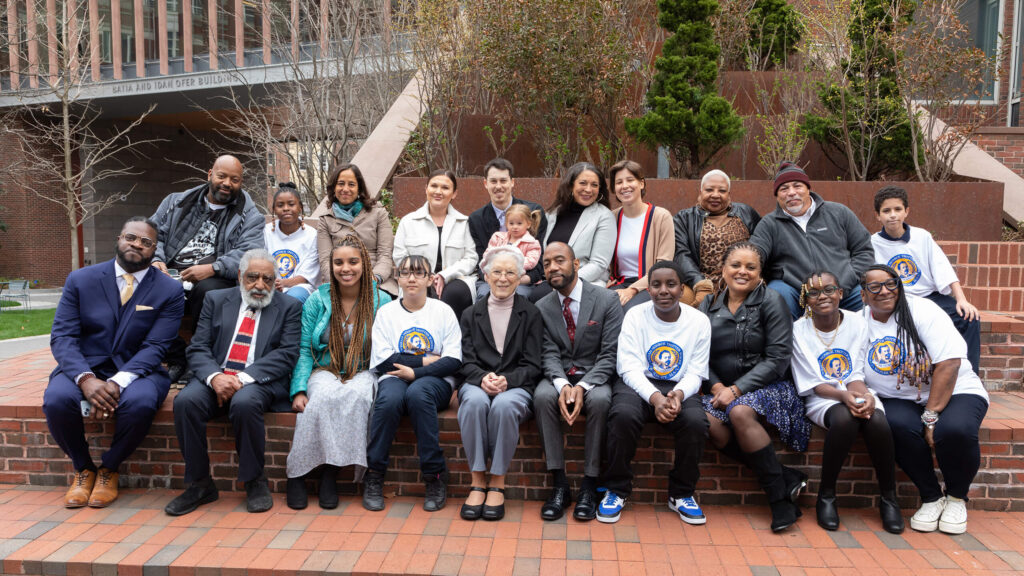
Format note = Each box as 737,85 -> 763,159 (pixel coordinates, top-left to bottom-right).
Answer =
859,265 -> 988,535
457,245 -> 544,521
285,235 -> 390,510
698,242 -> 809,532
363,255 -> 464,513
791,271 -> 902,534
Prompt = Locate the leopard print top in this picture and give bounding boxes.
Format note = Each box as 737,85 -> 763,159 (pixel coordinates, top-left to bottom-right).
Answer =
699,215 -> 751,291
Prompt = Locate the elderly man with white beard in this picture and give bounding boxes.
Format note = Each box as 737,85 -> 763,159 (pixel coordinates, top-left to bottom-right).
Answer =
165,249 -> 302,516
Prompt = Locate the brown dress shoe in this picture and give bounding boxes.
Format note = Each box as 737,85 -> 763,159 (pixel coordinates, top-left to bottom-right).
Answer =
88,468 -> 119,508
65,469 -> 96,508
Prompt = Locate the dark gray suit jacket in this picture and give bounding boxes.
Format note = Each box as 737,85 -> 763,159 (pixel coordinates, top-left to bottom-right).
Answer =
186,287 -> 302,410
536,281 -> 623,387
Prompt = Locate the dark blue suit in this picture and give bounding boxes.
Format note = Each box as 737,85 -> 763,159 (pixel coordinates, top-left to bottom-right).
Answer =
173,287 -> 301,484
43,260 -> 185,472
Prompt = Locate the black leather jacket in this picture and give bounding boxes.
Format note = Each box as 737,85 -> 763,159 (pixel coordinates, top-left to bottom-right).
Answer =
698,282 -> 792,394
673,202 -> 761,288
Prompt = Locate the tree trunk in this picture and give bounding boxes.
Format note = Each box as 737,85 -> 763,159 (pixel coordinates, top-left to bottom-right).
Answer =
63,97 -> 80,270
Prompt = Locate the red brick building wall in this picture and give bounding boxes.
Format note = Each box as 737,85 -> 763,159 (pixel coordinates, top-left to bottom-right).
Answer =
973,127 -> 1024,180
0,116 -> 76,287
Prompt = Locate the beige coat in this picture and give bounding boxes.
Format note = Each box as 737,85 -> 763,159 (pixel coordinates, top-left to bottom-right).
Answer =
610,204 -> 675,293
393,202 -> 478,298
312,196 -> 398,295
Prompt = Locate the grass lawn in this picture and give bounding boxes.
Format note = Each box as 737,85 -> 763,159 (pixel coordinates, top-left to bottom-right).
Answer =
0,308 -> 55,340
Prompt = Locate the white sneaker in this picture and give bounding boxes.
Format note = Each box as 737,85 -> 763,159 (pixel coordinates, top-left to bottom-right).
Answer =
938,496 -> 967,534
910,497 -> 945,532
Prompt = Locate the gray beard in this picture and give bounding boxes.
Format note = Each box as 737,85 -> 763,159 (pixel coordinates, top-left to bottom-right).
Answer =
240,286 -> 273,309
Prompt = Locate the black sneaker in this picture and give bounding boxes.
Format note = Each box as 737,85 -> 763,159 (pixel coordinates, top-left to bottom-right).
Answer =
423,473 -> 447,512
245,476 -> 273,513
363,470 -> 385,511
164,477 -> 218,516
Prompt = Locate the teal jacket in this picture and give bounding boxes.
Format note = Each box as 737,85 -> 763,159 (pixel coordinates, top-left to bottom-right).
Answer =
289,281 -> 391,399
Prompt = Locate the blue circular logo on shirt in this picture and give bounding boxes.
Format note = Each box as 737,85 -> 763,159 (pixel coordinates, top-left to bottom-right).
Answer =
400,328 -> 434,355
887,254 -> 920,286
868,336 -> 904,375
273,249 -> 299,279
817,349 -> 852,381
647,341 -> 684,379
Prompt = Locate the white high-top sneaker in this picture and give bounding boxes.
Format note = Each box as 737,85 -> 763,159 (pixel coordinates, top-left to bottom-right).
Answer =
909,497 -> 946,532
938,496 -> 968,534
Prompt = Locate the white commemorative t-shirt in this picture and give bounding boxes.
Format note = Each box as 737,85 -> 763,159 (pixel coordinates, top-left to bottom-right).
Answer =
792,311 -> 881,427
871,225 -> 959,297
264,222 -> 321,295
616,301 -> 711,403
862,295 -> 988,404
369,298 -> 463,386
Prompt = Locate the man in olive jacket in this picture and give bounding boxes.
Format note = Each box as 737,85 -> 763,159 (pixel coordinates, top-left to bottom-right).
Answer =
750,162 -> 874,318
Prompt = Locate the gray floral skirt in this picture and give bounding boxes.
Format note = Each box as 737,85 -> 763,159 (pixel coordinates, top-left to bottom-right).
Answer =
286,369 -> 375,479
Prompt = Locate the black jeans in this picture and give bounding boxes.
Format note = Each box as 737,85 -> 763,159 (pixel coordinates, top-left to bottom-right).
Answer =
884,394 -> 988,502
604,379 -> 708,499
366,376 -> 451,476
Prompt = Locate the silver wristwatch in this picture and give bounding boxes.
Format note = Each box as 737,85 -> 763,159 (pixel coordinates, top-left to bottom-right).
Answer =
921,409 -> 940,429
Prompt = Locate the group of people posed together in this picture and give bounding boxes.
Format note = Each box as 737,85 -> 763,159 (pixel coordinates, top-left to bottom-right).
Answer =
43,153 -> 987,541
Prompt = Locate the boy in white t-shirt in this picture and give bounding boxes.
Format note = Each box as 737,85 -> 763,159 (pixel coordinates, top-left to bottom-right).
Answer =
870,186 -> 980,374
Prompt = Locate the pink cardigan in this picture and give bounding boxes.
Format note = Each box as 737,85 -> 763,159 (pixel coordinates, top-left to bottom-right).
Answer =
487,231 -> 542,271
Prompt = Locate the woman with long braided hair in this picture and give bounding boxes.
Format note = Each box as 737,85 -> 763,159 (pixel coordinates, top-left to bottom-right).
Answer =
860,264 -> 989,535
284,235 -> 391,510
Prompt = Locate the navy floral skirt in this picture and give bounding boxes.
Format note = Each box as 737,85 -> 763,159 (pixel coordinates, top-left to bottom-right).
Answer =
702,380 -> 811,452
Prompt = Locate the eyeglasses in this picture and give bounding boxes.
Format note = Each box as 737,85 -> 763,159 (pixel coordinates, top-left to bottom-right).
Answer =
244,273 -> 276,284
118,233 -> 156,249
862,278 -> 900,294
806,285 -> 840,299
397,269 -> 429,279
488,270 -> 519,279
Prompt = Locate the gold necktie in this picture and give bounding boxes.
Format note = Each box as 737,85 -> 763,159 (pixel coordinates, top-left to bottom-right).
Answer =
120,273 -> 135,305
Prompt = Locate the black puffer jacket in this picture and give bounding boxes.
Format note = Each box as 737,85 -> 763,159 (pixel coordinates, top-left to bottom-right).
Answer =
673,203 -> 761,288
698,282 -> 793,394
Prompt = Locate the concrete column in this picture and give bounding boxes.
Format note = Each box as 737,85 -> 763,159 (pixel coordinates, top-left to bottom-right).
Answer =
234,0 -> 243,67
111,0 -> 122,78
158,0 -> 168,74
25,0 -> 38,87
89,0 -> 100,80
134,0 -> 144,76
6,0 -> 18,88
182,0 -> 192,71
208,0 -> 217,69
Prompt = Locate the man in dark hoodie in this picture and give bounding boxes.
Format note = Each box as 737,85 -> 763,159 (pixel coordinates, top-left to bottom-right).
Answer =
750,162 -> 874,319
150,155 -> 266,378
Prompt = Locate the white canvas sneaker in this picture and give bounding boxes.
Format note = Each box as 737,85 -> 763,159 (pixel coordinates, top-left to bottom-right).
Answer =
938,496 -> 968,534
909,497 -> 946,532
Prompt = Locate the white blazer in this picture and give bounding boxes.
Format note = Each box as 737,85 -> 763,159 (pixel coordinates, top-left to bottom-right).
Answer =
544,202 -> 616,285
393,202 -> 478,298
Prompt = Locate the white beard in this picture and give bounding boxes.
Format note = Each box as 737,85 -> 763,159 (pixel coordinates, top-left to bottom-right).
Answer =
240,286 -> 273,309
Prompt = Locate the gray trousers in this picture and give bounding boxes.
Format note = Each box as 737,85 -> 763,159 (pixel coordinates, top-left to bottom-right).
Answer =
533,379 -> 611,478
457,385 -> 533,476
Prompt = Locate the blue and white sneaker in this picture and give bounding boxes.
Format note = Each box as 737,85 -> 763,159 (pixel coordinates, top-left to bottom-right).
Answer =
669,496 -> 706,525
597,490 -> 625,523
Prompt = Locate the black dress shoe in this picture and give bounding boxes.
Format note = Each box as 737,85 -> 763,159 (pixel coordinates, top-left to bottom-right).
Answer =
166,363 -> 187,384
770,499 -> 799,532
460,487 -> 487,520
573,488 -> 598,521
816,494 -> 840,531
879,493 -> 905,534
245,476 -> 273,513
482,487 -> 506,521
165,476 -> 219,516
541,486 -> 572,521
363,470 -> 385,512
286,477 -> 308,510
319,465 -> 339,510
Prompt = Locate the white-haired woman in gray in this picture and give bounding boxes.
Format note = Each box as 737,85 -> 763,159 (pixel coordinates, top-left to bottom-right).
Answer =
457,245 -> 544,521
671,169 -> 761,306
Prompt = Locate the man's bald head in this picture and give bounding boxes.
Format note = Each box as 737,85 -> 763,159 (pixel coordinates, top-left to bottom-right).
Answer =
207,155 -> 244,205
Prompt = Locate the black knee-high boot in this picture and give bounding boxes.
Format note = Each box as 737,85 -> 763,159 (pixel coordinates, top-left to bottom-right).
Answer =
746,444 -> 799,532
724,437 -> 806,503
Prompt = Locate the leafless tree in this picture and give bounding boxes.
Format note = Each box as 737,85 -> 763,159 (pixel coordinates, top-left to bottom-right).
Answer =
195,0 -> 413,207
0,0 -> 161,270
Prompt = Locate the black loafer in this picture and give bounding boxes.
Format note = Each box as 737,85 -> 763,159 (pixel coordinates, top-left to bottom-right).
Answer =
816,494 -> 839,531
460,487 -> 487,521
319,465 -> 339,510
245,476 -> 273,513
573,488 -> 598,521
482,487 -> 506,521
286,477 -> 308,510
541,486 -> 572,521
164,476 -> 218,516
